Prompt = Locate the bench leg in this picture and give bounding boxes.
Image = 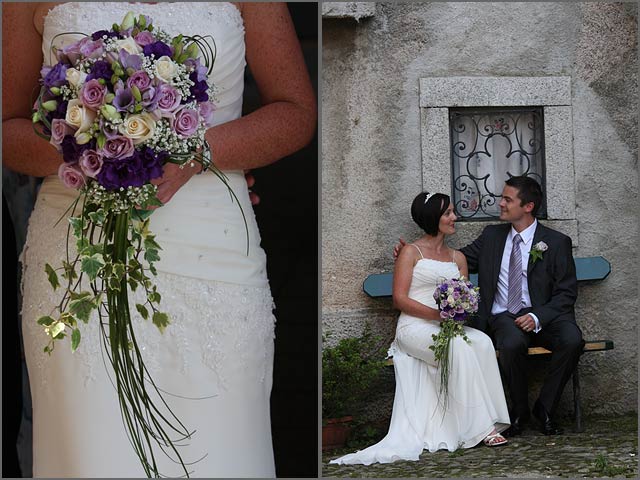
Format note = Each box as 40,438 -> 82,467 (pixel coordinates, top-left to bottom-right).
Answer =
572,366 -> 584,433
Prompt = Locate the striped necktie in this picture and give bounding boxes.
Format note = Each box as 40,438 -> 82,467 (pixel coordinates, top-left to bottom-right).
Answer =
507,234 -> 523,314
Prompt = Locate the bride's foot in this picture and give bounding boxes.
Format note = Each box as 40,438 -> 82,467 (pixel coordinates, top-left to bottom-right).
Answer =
483,429 -> 508,447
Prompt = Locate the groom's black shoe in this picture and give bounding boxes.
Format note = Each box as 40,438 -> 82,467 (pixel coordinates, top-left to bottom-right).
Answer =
503,414 -> 529,437
533,401 -> 564,435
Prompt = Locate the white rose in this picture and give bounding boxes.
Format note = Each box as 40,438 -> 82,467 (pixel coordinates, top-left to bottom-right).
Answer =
154,56 -> 178,83
65,99 -> 96,136
114,36 -> 142,55
66,68 -> 87,88
119,113 -> 156,144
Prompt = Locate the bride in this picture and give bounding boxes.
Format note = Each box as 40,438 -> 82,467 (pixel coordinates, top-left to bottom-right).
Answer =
3,2 -> 316,477
331,192 -> 510,465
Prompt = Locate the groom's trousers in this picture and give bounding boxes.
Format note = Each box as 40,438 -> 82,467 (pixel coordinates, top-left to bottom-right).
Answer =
489,309 -> 584,418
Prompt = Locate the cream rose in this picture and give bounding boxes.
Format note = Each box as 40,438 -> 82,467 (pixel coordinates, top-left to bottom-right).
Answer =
154,56 -> 178,83
119,112 -> 156,144
66,68 -> 87,88
114,36 -> 143,55
65,99 -> 96,136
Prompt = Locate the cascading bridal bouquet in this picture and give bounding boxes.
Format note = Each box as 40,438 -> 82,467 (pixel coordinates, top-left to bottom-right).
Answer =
32,12 -> 246,478
429,277 -> 480,411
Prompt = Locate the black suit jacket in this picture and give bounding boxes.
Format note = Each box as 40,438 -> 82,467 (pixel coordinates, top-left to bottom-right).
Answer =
460,222 -> 577,332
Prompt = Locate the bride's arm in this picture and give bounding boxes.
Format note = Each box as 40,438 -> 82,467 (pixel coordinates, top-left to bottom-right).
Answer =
152,2 -> 316,204
392,247 -> 442,321
2,3 -> 62,177
206,2 -> 317,170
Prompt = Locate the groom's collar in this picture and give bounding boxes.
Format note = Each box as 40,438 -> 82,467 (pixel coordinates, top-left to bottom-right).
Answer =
509,219 -> 538,246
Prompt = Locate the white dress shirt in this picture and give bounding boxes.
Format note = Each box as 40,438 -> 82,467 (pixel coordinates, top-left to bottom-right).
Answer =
491,220 -> 542,332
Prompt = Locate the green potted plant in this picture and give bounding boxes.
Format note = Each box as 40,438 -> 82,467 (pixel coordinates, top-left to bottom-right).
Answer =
322,325 -> 388,451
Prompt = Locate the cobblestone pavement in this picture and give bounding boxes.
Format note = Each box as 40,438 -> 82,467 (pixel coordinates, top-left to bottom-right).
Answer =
322,414 -> 638,478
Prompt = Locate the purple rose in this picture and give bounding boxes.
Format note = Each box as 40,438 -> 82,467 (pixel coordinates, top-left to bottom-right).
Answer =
112,87 -> 134,113
50,119 -> 75,150
126,71 -> 152,92
91,29 -> 120,41
135,31 -> 156,47
79,149 -> 104,177
187,71 -> 209,102
78,37 -> 104,59
43,63 -> 68,89
86,60 -> 114,82
80,79 -> 107,110
171,107 -> 200,138
184,58 -> 208,82
139,86 -> 158,110
138,146 -> 166,180
60,135 -> 93,163
143,41 -> 172,58
58,162 -> 86,189
198,101 -> 216,128
155,83 -> 182,113
100,135 -> 135,159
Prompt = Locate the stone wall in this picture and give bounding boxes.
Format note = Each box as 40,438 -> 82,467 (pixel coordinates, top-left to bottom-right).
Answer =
322,2 -> 638,417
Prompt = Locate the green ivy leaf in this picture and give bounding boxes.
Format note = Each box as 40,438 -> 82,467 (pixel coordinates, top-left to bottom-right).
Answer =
61,260 -> 78,281
69,293 -> 96,322
49,321 -> 65,338
69,216 -> 85,238
88,209 -> 106,225
37,315 -> 56,326
45,263 -> 60,290
112,263 -> 126,281
108,276 -> 122,292
81,254 -> 105,281
135,303 -> 149,320
152,311 -> 170,333
149,290 -> 161,304
144,248 -> 161,263
76,237 -> 90,255
71,328 -> 81,352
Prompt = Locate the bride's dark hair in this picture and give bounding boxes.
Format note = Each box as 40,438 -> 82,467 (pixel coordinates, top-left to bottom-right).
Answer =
411,192 -> 450,236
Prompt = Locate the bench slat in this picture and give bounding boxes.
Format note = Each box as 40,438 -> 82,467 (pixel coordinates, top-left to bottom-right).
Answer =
385,340 -> 614,365
364,256 -> 610,298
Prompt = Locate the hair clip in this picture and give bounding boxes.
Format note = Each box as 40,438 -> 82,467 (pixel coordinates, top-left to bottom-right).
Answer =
424,192 -> 436,204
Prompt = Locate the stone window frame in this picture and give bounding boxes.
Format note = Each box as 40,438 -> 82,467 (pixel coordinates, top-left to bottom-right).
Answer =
419,76 -> 578,243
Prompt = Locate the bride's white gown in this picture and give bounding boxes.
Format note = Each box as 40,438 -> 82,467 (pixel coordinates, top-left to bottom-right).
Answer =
331,256 -> 510,465
21,3 -> 276,477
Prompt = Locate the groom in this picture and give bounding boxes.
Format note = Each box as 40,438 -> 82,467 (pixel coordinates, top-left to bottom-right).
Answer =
459,176 -> 583,436
396,176 -> 583,436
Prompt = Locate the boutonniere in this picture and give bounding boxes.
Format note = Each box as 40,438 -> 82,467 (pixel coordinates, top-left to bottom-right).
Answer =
529,241 -> 548,264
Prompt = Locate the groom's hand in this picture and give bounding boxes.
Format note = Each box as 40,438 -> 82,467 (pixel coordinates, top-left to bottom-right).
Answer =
393,237 -> 407,260
515,314 -> 536,333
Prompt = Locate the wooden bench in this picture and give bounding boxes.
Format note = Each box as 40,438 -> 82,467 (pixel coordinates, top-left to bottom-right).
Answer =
364,256 -> 613,432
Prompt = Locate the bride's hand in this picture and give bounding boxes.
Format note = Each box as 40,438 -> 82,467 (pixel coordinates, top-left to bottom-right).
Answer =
244,169 -> 260,206
149,162 -> 199,208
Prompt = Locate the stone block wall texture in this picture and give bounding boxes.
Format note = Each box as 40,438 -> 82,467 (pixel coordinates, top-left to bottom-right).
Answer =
322,2 -> 638,418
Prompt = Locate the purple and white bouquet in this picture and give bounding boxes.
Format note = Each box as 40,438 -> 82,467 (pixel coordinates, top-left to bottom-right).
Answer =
32,12 -> 241,477
429,277 -> 480,410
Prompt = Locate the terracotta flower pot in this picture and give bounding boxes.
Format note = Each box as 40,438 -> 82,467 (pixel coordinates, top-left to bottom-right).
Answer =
322,416 -> 353,451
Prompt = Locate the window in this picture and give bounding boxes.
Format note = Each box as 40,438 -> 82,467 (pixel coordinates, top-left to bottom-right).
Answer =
449,107 -> 547,220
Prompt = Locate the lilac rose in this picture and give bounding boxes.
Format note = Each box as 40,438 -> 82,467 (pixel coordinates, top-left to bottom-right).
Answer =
80,79 -> 107,110
184,58 -> 208,83
100,135 -> 135,159
79,149 -> 104,177
134,31 -> 156,47
126,71 -> 152,92
171,107 -> 200,138
58,162 -> 86,189
50,119 -> 76,150
156,83 -> 182,113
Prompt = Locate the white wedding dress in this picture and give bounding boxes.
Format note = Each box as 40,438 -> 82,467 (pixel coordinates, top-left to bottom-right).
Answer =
21,3 -> 276,477
331,254 -> 510,465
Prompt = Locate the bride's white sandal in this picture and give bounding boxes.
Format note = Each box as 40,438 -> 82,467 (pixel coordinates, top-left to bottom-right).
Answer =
483,432 -> 508,447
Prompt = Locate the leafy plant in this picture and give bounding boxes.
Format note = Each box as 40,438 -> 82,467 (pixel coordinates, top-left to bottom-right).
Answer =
322,325 -> 388,420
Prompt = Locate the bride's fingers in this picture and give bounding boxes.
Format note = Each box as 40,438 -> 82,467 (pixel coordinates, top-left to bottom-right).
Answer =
249,190 -> 260,206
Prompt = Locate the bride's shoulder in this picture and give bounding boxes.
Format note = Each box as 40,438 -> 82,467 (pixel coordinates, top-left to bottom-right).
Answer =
33,2 -> 61,35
